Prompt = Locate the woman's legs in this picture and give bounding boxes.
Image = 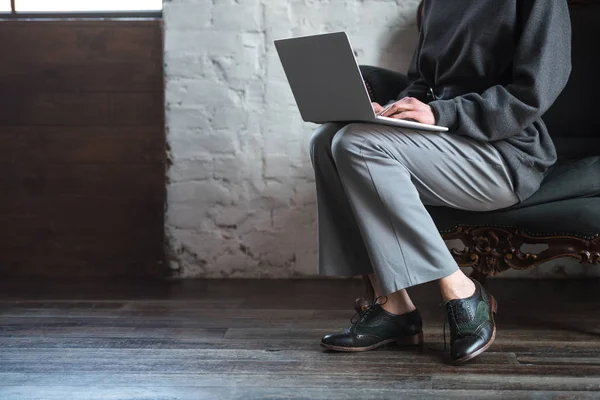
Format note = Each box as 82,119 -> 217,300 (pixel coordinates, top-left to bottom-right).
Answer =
326,122 -> 518,362
439,270 -> 477,300
309,122 -> 486,312
310,122 -> 429,316
330,122 -> 518,295
369,273 -> 416,315
373,271 -> 476,315
309,122 -> 374,277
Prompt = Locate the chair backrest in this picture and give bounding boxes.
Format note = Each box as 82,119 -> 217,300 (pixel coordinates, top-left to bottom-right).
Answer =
542,2 -> 600,160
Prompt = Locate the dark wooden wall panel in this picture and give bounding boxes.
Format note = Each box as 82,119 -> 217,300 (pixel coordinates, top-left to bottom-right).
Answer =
0,127 -> 164,163
0,20 -> 166,278
0,61 -> 163,93
0,23 -> 161,63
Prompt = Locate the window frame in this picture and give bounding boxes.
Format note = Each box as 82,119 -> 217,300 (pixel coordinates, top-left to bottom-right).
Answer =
1,0 -> 162,18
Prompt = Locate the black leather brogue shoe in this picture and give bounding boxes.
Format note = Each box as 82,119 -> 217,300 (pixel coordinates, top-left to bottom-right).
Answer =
320,297 -> 423,352
443,279 -> 498,364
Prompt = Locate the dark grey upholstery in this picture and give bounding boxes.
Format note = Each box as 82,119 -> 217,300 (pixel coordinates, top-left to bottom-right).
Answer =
359,3 -> 600,238
506,157 -> 600,210
427,198 -> 600,238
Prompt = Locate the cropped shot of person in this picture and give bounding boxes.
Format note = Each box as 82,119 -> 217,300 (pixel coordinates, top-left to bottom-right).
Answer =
309,0 -> 572,364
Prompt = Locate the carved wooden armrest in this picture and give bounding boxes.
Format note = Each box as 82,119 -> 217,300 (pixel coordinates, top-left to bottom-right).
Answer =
441,225 -> 600,276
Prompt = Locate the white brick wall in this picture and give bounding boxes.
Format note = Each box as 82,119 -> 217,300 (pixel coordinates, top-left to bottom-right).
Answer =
163,0 -> 594,279
163,0 -> 421,277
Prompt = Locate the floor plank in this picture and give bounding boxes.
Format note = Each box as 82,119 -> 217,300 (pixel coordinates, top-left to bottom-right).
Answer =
0,278 -> 599,399
3,387 -> 598,400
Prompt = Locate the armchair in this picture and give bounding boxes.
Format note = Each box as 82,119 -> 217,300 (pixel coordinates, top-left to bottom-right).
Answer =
357,1 -> 600,302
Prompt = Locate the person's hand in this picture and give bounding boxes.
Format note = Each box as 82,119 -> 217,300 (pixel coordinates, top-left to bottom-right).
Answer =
377,97 -> 435,125
371,102 -> 384,114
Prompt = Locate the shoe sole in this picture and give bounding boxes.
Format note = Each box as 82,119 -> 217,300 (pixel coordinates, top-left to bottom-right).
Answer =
452,295 -> 498,365
320,332 -> 423,352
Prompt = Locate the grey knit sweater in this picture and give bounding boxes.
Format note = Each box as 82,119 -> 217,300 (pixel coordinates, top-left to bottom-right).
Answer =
388,0 -> 572,203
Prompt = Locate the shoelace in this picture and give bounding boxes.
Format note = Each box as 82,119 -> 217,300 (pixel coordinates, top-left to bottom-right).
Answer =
441,300 -> 482,351
439,300 -> 457,351
350,295 -> 388,326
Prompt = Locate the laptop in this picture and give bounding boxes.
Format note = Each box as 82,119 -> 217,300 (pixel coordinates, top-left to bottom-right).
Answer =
274,31 -> 448,133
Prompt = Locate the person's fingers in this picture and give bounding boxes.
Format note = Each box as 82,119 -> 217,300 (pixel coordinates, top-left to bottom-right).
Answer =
378,98 -> 435,125
378,97 -> 429,117
390,111 -> 422,122
371,102 -> 383,113
375,102 -> 395,116
381,103 -> 414,117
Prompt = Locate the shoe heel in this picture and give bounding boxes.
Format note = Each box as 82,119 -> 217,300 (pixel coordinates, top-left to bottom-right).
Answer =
491,295 -> 498,314
395,331 -> 424,346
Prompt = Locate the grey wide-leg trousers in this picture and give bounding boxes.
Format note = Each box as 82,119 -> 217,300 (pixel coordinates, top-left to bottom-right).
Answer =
309,122 -> 520,296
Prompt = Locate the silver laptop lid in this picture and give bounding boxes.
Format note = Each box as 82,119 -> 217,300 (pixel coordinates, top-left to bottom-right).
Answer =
274,31 -> 375,124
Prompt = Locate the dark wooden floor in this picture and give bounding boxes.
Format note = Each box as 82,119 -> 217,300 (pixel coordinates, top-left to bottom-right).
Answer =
1,278 -> 600,399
